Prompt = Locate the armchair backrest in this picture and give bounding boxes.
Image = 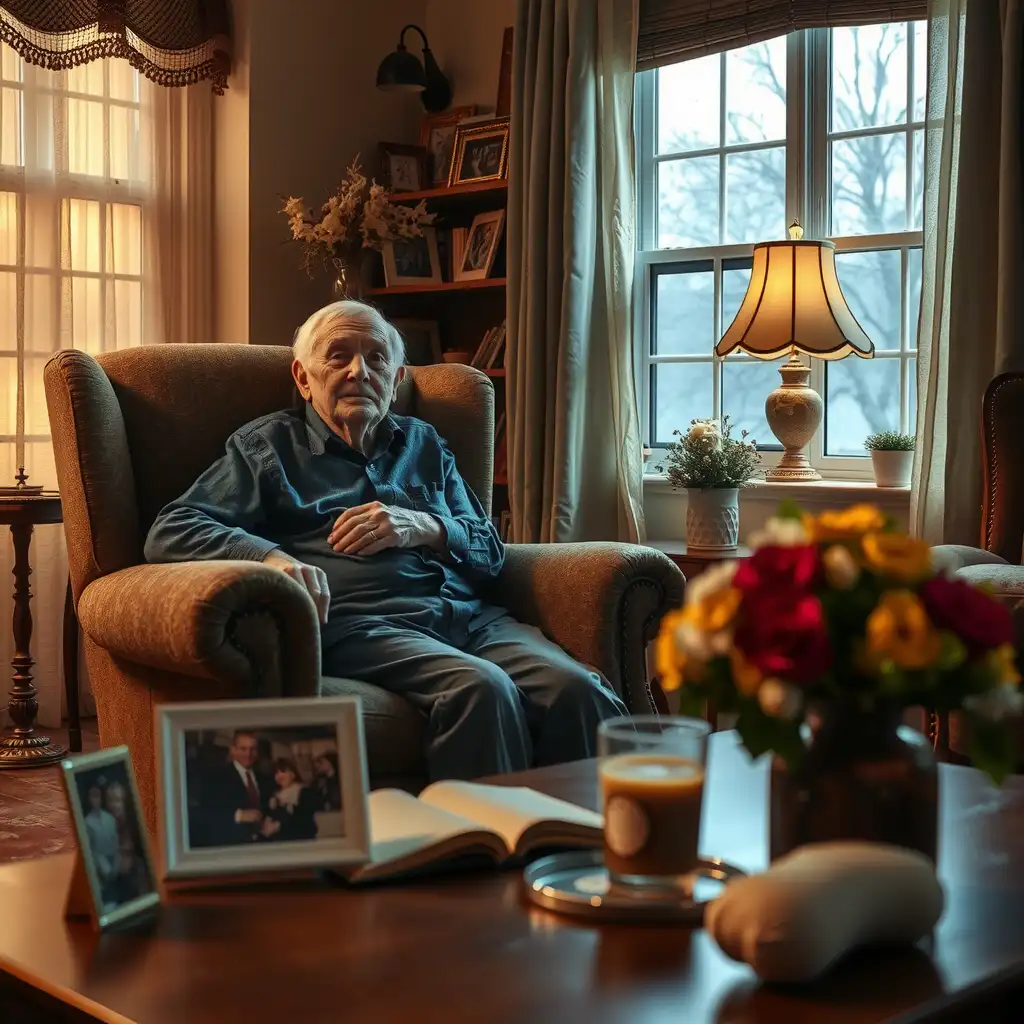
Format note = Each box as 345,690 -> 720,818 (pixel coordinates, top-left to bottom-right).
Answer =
983,372 -> 1024,563
45,344 -> 495,600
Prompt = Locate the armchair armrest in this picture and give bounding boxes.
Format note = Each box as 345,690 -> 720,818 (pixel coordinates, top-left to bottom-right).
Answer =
77,561 -> 321,698
931,544 -> 1010,575
494,543 -> 685,713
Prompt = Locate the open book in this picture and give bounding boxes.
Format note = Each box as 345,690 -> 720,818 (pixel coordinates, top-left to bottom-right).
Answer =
336,782 -> 604,884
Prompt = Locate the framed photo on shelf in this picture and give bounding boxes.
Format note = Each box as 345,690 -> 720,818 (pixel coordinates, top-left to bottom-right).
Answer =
419,105 -> 477,186
393,318 -> 443,366
155,696 -> 370,880
382,227 -> 443,287
378,142 -> 428,192
449,117 -> 510,186
60,746 -> 161,931
456,210 -> 505,281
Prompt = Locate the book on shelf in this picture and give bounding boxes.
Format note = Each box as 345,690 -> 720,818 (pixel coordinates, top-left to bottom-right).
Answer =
471,326 -> 497,368
451,227 -> 468,280
485,320 -> 506,370
333,782 -> 602,884
472,320 -> 507,370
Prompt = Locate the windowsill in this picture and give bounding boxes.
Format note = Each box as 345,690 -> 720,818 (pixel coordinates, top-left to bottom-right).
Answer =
643,473 -> 910,503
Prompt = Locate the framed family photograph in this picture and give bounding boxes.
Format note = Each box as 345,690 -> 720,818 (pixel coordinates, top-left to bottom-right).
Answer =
456,209 -> 505,281
392,318 -> 443,366
449,117 -> 510,186
419,105 -> 476,186
156,696 -> 369,879
382,226 -> 442,287
378,142 -> 428,193
61,747 -> 161,930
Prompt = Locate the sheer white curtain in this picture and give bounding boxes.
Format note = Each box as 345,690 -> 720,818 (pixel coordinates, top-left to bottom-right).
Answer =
0,43 -> 213,729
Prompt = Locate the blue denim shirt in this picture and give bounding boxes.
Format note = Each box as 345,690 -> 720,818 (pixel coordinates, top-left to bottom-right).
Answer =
144,403 -> 505,646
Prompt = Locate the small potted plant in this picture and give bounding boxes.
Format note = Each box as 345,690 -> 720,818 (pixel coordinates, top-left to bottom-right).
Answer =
865,431 -> 915,488
662,417 -> 761,552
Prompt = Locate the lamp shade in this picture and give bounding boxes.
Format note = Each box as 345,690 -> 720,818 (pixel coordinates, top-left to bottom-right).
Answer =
376,45 -> 426,92
715,240 -> 874,362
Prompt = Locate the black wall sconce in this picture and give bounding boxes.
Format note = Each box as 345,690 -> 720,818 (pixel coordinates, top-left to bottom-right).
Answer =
376,24 -> 452,113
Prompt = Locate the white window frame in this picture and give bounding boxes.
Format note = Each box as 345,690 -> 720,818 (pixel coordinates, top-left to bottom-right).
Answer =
635,27 -> 923,480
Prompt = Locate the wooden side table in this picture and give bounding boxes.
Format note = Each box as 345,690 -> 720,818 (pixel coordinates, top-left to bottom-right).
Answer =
0,491 -> 70,767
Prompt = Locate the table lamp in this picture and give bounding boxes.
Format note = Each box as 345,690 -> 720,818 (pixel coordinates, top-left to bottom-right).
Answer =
715,223 -> 874,481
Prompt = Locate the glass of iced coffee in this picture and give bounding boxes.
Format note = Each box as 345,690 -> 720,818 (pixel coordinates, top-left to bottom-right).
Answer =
598,715 -> 711,895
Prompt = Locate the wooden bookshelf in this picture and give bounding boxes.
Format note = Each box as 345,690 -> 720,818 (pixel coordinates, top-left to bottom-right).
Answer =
393,180 -> 508,204
484,368 -> 506,378
367,278 -> 506,297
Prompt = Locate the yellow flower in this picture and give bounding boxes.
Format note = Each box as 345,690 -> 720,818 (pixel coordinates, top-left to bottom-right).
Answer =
990,644 -> 1022,687
866,591 -> 942,670
805,504 -> 887,543
861,532 -> 932,582
654,610 -> 686,692
685,587 -> 741,634
730,648 -> 762,696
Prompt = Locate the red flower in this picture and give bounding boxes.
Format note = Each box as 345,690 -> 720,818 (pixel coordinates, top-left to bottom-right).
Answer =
735,545 -> 819,595
920,575 -> 1014,651
735,590 -> 832,684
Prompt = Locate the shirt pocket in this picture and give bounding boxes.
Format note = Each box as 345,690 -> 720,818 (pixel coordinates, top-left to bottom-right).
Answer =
404,482 -> 445,513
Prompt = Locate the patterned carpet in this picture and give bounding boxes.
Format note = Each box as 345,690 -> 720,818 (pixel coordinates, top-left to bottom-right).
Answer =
0,722 -> 99,864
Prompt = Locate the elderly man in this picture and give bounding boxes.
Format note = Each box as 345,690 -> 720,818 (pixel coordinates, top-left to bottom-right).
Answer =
145,301 -> 626,780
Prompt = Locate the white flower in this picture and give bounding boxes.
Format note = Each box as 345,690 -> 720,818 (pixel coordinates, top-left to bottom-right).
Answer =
965,684 -> 1024,722
688,420 -> 722,450
758,679 -> 802,719
749,516 -> 810,549
822,544 -> 860,590
684,560 -> 739,607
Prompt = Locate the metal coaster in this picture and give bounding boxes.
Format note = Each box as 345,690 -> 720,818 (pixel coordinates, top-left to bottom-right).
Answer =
522,850 -> 747,924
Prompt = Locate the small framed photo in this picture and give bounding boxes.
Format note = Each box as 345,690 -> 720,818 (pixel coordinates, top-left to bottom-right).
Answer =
419,105 -> 477,186
61,746 -> 161,930
449,117 -> 510,186
393,318 -> 443,366
156,696 -> 369,879
378,142 -> 428,192
456,210 -> 505,281
382,226 -> 442,287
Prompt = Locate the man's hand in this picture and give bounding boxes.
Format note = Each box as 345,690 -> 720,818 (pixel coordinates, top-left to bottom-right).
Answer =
328,501 -> 445,557
234,808 -> 263,825
261,550 -> 330,624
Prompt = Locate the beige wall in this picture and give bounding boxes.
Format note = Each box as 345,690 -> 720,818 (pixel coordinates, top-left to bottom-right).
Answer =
426,0 -> 516,113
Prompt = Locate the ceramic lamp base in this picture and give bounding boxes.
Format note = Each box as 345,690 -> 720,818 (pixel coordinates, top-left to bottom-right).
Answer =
764,353 -> 822,482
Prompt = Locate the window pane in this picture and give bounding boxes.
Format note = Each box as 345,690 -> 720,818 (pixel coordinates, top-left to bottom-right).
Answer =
725,37 -> 786,145
1,86 -> 21,166
907,246 -> 922,349
911,129 -> 923,229
110,203 -> 142,276
25,192 -> 56,268
653,362 -> 714,444
22,354 -> 49,436
111,279 -> 142,348
725,147 -> 785,243
831,133 -> 907,235
655,269 -> 713,355
68,99 -> 105,176
834,249 -> 902,350
1,43 -> 23,82
912,21 -> 927,121
0,273 -> 14,354
69,199 -> 101,272
109,105 -> 141,181
722,357 -> 782,446
109,59 -> 140,103
67,61 -> 105,97
25,272 -> 57,352
71,276 -> 103,352
658,56 -> 720,154
722,265 -> 751,330
825,357 -> 902,455
831,24 -> 908,132
658,156 -> 719,248
0,190 -> 15,264
908,357 -> 917,431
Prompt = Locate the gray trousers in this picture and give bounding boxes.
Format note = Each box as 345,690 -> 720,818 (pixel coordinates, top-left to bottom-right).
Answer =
322,612 -> 627,781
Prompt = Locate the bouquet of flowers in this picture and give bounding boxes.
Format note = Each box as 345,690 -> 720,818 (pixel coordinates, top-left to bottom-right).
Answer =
280,157 -> 435,276
661,417 -> 761,489
655,502 -> 1022,782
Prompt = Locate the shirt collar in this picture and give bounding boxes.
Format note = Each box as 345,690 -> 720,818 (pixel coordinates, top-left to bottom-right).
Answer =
303,402 -> 404,458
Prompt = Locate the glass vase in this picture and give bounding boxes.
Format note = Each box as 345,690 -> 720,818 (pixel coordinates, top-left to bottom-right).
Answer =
769,702 -> 938,863
329,253 -> 365,302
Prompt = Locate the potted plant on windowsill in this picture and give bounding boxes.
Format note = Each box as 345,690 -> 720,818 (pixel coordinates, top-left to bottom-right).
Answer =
865,431 -> 915,488
661,417 -> 761,552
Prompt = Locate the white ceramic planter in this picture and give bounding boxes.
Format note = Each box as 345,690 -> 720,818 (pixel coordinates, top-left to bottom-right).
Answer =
686,487 -> 740,552
871,449 -> 913,488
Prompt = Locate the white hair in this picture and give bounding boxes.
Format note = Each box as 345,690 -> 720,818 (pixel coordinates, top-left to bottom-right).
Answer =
291,300 -> 406,367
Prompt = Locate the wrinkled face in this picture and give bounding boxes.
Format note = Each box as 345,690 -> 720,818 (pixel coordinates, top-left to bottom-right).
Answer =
275,767 -> 296,788
292,320 -> 405,438
231,734 -> 258,769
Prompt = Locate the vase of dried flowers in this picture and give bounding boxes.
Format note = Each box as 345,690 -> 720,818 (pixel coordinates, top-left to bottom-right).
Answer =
281,158 -> 434,297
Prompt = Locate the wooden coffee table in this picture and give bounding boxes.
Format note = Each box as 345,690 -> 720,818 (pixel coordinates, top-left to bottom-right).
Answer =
2,732 -> 1024,1023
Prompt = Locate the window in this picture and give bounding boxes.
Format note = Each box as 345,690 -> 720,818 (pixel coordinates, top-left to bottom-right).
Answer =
0,44 -> 150,485
636,23 -> 924,474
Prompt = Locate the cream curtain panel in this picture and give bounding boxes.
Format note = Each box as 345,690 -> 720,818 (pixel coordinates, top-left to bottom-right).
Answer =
508,0 -> 645,544
0,43 -> 213,729
912,0 -> 1024,545
637,0 -> 928,67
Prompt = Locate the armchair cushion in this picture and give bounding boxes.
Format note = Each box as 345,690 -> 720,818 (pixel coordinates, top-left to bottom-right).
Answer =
77,560 -> 320,696
494,542 -> 685,712
931,544 -> 1009,575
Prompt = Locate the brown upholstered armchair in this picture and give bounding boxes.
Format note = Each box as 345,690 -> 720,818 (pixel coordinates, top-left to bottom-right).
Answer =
931,372 -> 1024,758
45,344 -> 684,828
